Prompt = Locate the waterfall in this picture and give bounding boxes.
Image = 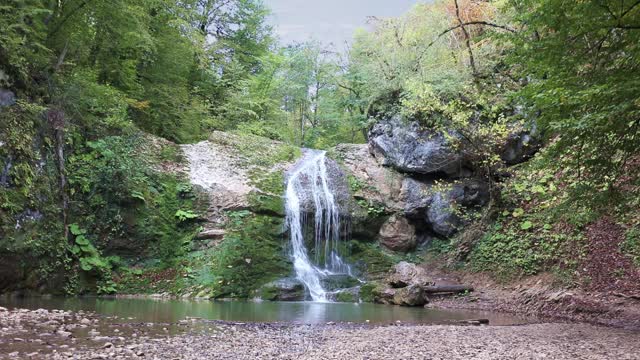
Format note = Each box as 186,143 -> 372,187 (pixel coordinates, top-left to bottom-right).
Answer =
285,150 -> 352,302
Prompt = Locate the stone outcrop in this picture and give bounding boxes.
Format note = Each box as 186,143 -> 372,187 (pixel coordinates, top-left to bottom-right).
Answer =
378,215 -> 416,252
387,262 -> 433,288
258,278 -> 306,301
0,89 -> 15,108
333,143 -> 404,211
369,262 -> 433,306
335,115 -> 539,256
320,274 -> 361,291
501,124 -> 541,165
368,116 -> 468,177
426,180 -> 491,237
181,131 -> 299,242
401,177 -> 433,219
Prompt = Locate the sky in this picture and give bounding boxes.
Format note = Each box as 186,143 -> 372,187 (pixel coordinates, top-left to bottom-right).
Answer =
264,0 -> 420,48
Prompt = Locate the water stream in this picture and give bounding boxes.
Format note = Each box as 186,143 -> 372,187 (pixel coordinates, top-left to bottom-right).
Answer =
285,150 -> 352,301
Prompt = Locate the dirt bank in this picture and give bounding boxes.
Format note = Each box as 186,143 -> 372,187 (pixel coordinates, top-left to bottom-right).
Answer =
422,266 -> 640,330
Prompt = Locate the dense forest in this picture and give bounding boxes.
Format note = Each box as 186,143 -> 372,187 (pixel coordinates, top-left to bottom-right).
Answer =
1,0 -> 639,307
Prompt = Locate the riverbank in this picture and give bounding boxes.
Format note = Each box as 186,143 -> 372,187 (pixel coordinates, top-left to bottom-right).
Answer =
421,266 -> 640,330
1,307 -> 639,359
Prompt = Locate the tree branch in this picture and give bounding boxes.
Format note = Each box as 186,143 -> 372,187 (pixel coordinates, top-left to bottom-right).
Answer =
426,21 -> 516,49
621,0 -> 640,19
454,0 -> 478,76
48,0 -> 91,37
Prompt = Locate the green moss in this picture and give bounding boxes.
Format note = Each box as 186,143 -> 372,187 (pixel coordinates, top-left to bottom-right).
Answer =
208,214 -> 290,298
347,241 -> 395,280
210,131 -> 301,169
248,192 -> 285,216
358,282 -> 378,303
335,290 -> 357,303
257,284 -> 280,301
621,227 -> 640,266
251,170 -> 285,195
247,170 -> 286,216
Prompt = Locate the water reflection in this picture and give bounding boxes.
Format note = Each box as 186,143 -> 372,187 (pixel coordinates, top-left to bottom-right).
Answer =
0,297 -> 529,325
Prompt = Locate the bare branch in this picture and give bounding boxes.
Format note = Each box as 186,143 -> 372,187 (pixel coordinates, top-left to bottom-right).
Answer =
426,21 -> 516,49
454,0 -> 478,76
621,0 -> 640,19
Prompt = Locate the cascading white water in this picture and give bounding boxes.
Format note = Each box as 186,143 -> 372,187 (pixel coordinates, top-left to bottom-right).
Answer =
285,150 -> 352,302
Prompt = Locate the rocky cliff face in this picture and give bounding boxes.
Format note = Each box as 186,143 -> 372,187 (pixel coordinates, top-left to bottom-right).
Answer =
334,116 -> 540,256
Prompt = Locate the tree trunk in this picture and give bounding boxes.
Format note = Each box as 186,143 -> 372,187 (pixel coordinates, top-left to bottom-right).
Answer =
48,109 -> 69,242
422,285 -> 474,294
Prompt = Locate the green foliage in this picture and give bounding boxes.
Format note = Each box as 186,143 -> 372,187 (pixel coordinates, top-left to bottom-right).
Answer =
68,223 -> 120,294
0,1 -> 50,87
621,227 -> 640,266
504,0 -> 640,202
209,214 -> 289,298
347,241 -> 395,280
471,223 -> 567,278
347,175 -> 364,193
356,199 -> 386,217
358,283 -> 377,303
175,209 -> 198,222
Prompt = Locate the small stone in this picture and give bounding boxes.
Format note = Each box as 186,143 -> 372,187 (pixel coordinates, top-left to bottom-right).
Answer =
103,342 -> 114,349
80,318 -> 92,325
56,330 -> 72,338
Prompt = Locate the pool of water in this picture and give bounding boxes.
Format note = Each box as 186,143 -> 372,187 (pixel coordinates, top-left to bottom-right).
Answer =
0,297 -> 529,325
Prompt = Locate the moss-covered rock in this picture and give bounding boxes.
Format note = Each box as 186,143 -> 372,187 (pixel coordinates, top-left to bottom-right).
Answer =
320,274 -> 361,291
359,282 -> 378,303
258,277 -> 305,301
333,287 -> 360,303
208,214 -> 290,298
347,241 -> 395,280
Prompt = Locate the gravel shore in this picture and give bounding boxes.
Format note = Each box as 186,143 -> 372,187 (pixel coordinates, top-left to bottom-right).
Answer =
1,307 -> 639,359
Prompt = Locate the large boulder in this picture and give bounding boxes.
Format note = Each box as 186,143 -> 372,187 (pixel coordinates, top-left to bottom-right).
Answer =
0,89 -> 15,108
393,284 -> 427,306
378,215 -> 416,252
258,278 -> 306,301
426,179 -> 490,237
320,274 -> 361,291
401,177 -> 433,219
501,124 -> 541,165
0,156 -> 12,188
387,261 -> 433,288
332,144 -> 405,211
329,286 -> 361,303
368,116 -> 467,177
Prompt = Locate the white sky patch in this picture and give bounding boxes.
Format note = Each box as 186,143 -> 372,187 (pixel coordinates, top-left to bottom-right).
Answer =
265,0 -> 422,49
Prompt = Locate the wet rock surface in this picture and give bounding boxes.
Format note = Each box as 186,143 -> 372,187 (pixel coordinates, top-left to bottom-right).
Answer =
258,278 -> 306,301
1,307 -> 639,359
320,274 -> 361,291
